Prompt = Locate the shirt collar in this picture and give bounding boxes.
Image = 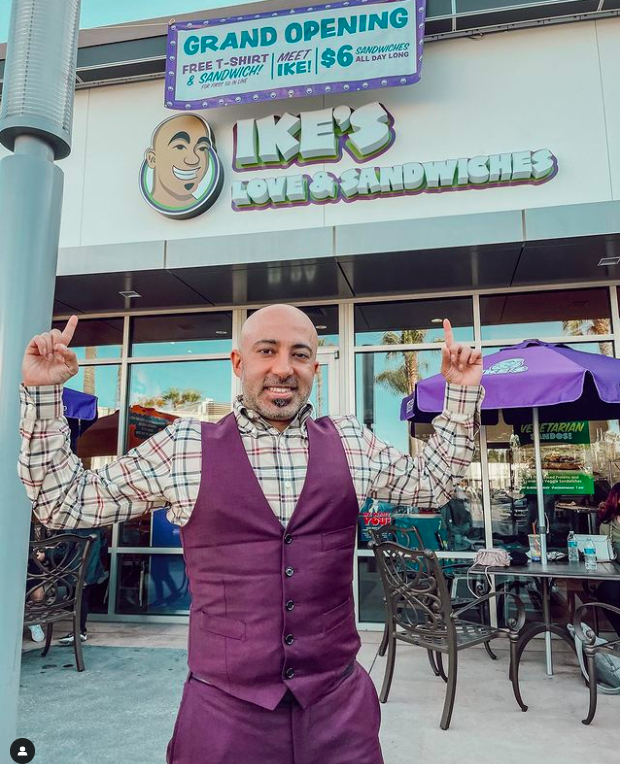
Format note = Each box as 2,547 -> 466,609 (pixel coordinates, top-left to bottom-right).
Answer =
234,395 -> 314,437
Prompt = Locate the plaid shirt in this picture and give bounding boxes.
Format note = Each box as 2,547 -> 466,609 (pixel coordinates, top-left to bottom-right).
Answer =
18,383 -> 483,529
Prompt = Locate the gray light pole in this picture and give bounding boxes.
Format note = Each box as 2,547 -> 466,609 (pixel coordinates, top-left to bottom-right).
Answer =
0,0 -> 81,752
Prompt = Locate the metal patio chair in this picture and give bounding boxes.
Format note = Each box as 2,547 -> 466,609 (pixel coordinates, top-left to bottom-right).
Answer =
573,603 -> 620,725
24,533 -> 93,672
372,541 -> 527,730
369,524 -> 497,678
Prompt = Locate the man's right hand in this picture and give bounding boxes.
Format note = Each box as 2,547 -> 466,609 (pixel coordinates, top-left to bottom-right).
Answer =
22,315 -> 80,387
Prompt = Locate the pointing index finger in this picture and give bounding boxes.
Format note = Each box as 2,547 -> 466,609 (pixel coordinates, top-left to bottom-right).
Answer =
443,318 -> 454,348
61,315 -> 79,345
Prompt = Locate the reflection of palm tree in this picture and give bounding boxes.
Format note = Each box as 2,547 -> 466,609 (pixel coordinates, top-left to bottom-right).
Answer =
140,388 -> 202,409
84,347 -> 96,395
562,318 -> 611,355
315,338 -> 326,417
375,329 -> 427,396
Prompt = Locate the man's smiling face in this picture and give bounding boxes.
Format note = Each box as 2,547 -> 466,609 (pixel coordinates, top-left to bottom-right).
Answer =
146,115 -> 211,202
231,305 -> 320,432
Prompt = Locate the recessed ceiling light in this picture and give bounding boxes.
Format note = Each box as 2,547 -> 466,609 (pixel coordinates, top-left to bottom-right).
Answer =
215,330 -> 228,335
598,256 -> 620,267
119,290 -> 142,298
431,318 -> 443,324
315,324 -> 327,330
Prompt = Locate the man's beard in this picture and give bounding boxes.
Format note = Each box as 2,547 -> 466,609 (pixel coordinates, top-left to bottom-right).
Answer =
242,377 -> 309,421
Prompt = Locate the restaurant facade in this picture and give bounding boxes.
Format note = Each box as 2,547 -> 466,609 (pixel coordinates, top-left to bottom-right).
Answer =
2,0 -> 620,628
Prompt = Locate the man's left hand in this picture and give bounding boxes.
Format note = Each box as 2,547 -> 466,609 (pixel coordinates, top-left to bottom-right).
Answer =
440,319 -> 483,387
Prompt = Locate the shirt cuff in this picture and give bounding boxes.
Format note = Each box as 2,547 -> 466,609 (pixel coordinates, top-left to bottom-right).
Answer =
20,384 -> 65,421
444,383 -> 485,416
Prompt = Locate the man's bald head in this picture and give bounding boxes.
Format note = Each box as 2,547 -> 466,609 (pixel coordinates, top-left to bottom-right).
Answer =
240,305 -> 318,355
232,305 -> 320,431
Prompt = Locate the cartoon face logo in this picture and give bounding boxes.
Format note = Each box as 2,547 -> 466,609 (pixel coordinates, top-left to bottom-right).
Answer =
483,358 -> 528,375
139,114 -> 224,219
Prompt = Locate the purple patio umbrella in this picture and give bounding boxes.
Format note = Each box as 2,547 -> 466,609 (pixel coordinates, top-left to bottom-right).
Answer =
401,339 -> 620,675
62,387 -> 98,449
401,340 -> 620,425
62,387 -> 98,421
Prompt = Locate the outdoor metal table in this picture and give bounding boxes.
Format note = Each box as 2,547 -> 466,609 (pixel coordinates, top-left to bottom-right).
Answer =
471,561 -> 620,675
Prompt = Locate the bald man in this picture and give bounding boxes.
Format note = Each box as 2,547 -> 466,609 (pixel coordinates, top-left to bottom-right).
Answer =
19,306 -> 483,763
145,114 -> 212,209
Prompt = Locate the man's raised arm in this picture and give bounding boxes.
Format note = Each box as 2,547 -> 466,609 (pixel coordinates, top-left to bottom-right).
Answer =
366,319 -> 484,509
18,317 -> 193,529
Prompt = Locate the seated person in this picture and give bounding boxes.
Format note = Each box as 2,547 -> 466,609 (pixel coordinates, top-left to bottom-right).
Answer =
596,483 -> 620,636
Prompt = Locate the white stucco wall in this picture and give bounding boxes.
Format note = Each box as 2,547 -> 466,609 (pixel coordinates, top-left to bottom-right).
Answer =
2,17 -> 619,260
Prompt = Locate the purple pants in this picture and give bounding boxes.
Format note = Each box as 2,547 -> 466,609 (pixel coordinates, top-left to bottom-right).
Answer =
167,663 -> 384,764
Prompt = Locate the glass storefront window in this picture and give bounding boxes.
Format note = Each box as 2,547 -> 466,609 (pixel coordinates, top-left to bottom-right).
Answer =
355,349 -> 484,553
480,288 -> 611,342
131,312 -> 233,357
485,415 -> 620,551
301,304 -> 339,346
248,304 -> 339,346
457,0 -> 539,11
427,0 -> 452,15
115,553 -> 191,614
355,297 -> 474,346
128,359 -> 232,428
119,359 -> 232,547
358,554 -> 489,624
66,366 -> 118,614
358,556 -> 385,623
88,538 -> 112,616
69,365 -> 121,469
308,362 -> 331,418
355,350 -> 442,451
52,317 -> 123,360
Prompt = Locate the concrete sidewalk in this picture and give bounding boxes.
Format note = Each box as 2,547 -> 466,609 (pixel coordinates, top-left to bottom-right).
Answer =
18,623 -> 618,764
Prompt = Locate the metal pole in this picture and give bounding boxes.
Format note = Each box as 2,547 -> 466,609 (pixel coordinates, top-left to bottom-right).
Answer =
532,407 -> 553,675
0,0 -> 81,751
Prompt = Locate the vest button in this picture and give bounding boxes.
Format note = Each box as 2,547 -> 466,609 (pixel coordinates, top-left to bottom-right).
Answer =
284,534 -> 293,544
285,566 -> 294,577
285,668 -> 295,679
285,600 -> 295,611
284,634 -> 295,645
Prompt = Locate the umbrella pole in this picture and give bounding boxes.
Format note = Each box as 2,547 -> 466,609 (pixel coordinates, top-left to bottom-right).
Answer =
532,407 -> 553,675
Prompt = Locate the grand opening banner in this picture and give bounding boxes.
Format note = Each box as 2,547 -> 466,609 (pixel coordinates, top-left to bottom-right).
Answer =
165,0 -> 425,110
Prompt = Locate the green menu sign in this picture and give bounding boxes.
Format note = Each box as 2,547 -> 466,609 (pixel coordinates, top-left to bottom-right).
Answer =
518,421 -> 590,445
523,470 -> 594,495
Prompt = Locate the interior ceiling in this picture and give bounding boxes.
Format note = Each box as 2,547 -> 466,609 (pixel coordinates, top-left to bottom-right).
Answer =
52,233 -> 620,316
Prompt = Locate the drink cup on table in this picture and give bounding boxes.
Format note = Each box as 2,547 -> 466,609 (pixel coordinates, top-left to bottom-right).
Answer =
528,533 -> 542,562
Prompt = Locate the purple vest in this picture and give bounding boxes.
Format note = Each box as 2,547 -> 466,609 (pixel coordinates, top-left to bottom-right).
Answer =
181,413 -> 361,710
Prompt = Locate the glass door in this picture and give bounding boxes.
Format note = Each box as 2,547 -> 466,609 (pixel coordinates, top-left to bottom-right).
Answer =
310,348 -> 339,417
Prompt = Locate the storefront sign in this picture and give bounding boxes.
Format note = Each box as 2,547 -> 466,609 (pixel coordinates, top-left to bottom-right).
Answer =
139,114 -> 224,219
165,0 -> 424,110
518,421 -> 590,445
140,102 -> 558,218
231,102 -> 558,210
358,510 -> 392,544
128,405 -> 178,450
